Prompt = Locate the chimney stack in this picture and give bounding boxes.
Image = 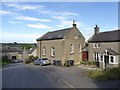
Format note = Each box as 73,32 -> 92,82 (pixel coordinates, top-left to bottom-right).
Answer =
73,20 -> 76,27
94,25 -> 99,34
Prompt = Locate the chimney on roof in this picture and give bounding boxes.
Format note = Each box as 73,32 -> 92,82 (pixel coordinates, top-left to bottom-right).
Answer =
94,25 -> 99,34
73,20 -> 76,27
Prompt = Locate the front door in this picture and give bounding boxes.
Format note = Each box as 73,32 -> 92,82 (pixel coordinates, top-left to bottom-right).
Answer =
104,55 -> 109,68
12,56 -> 16,59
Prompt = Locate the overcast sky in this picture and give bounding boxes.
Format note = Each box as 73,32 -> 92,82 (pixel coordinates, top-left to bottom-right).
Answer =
1,1 -> 118,43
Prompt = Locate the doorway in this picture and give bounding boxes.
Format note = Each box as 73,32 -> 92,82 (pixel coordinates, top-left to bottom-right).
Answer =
104,55 -> 109,68
12,56 -> 16,59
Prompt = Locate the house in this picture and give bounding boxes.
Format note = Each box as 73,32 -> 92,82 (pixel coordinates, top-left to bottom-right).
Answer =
1,47 -> 23,61
28,47 -> 37,57
88,25 -> 120,69
1,46 -> 37,62
37,21 -> 85,65
82,43 -> 88,61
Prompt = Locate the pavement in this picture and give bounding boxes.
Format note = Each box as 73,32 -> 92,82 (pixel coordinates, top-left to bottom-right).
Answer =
1,63 -> 120,88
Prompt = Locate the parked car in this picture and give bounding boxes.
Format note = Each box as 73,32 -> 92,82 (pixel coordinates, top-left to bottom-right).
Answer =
12,59 -> 23,63
34,58 -> 51,66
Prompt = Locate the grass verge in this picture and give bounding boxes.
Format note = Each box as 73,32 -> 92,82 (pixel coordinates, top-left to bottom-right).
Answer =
0,60 -> 11,67
87,67 -> 120,80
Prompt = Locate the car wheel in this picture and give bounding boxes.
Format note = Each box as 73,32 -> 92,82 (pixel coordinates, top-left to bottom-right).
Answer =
40,63 -> 42,66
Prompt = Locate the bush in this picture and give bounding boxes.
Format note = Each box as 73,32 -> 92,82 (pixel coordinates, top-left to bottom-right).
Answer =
29,55 -> 38,61
103,67 -> 120,80
64,61 -> 70,67
25,59 -> 31,64
81,61 -> 95,65
2,56 -> 11,66
88,67 -> 120,80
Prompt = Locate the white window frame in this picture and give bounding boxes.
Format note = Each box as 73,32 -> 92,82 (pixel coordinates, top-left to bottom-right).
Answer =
100,55 -> 104,62
70,44 -> 74,54
43,47 -> 46,56
51,47 -> 55,57
97,43 -> 100,48
93,43 -> 97,48
109,55 -> 114,64
93,52 -> 99,62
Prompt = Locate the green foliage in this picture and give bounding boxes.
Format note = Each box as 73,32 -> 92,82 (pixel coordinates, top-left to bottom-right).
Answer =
88,67 -> 120,80
64,61 -> 70,67
81,61 -> 95,65
19,44 -> 33,50
103,67 -> 120,80
25,59 -> 31,64
2,56 -> 11,66
29,55 -> 38,61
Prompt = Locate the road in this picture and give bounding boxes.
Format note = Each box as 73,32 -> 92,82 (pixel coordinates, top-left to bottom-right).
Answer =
2,63 -> 119,88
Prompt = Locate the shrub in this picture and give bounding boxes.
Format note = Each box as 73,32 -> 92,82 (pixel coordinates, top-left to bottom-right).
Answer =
29,55 -> 38,61
25,59 -> 31,64
88,67 -> 120,80
81,61 -> 95,66
103,67 -> 120,80
64,61 -> 70,67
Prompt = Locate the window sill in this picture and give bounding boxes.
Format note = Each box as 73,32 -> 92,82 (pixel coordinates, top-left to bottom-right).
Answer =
70,52 -> 74,55
51,56 -> 55,58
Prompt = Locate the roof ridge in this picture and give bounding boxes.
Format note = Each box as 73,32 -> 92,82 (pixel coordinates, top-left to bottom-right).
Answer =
98,29 -> 120,34
48,27 -> 72,33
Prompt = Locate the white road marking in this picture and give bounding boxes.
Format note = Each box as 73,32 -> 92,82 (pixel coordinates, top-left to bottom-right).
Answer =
46,70 -> 74,88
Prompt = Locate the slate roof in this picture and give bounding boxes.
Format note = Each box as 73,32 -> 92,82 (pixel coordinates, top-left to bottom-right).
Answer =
2,47 -> 36,54
37,28 -> 72,41
27,47 -> 36,54
2,47 -> 21,53
101,48 -> 119,55
106,48 -> 119,55
88,29 -> 120,43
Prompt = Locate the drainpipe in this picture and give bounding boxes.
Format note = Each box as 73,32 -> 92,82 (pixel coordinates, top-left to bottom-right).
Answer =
40,40 -> 41,58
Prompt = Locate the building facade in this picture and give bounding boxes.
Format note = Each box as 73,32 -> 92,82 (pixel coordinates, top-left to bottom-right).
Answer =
37,22 -> 85,65
88,25 -> 120,69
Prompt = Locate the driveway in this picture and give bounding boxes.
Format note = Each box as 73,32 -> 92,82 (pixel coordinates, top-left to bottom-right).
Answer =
2,63 -> 119,88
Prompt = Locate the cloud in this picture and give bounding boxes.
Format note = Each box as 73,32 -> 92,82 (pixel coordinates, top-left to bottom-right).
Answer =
9,21 -> 24,24
27,23 -> 53,29
1,32 -> 42,43
4,2 -> 45,11
13,15 -> 52,22
0,10 -> 16,15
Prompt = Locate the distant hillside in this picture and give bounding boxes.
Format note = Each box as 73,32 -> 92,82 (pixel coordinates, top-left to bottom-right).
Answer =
1,43 -> 37,50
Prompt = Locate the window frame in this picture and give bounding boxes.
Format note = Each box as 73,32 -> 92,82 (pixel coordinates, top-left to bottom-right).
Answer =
51,47 -> 55,57
78,44 -> 81,53
97,43 -> 100,48
110,56 -> 114,63
70,44 -> 74,54
94,52 -> 99,62
43,47 -> 46,56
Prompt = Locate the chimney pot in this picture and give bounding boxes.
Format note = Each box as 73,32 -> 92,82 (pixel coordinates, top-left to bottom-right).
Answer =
73,20 -> 76,27
94,24 -> 99,34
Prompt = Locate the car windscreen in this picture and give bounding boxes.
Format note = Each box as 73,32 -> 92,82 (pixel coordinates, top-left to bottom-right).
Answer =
42,58 -> 48,60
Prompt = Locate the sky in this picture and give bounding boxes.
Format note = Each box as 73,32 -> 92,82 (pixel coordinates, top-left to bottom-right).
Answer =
0,1 -> 118,43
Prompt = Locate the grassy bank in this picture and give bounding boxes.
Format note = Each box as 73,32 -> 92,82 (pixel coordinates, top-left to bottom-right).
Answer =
0,60 -> 11,67
87,67 -> 120,80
